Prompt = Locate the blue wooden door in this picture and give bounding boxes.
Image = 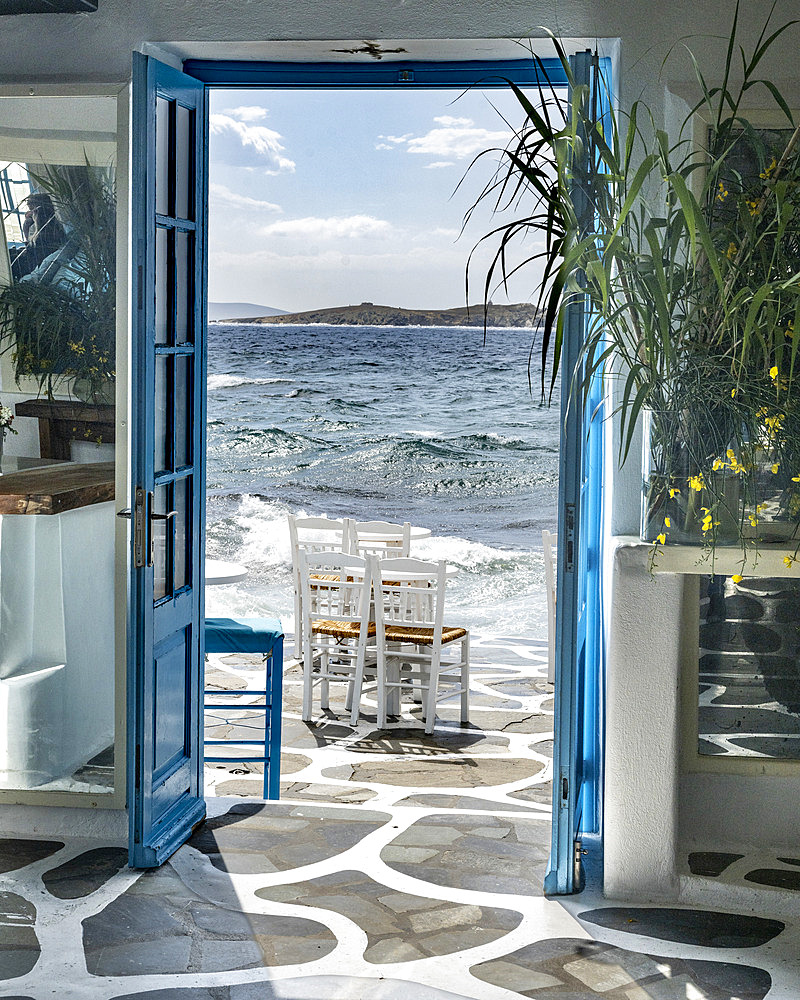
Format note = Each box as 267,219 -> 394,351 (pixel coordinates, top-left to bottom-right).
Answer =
544,51 -> 609,895
128,53 -> 208,868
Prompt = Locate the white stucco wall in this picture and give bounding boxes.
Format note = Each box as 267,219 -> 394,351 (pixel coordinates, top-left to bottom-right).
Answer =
1,0 -> 800,887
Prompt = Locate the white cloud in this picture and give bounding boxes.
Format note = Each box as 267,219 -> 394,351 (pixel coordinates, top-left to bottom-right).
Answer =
379,115 -> 511,163
210,113 -> 295,174
433,115 -> 473,127
221,105 -> 269,123
260,215 -> 392,240
209,182 -> 282,215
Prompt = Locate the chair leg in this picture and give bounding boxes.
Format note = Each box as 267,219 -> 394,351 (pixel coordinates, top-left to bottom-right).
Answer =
377,648 -> 388,730
424,651 -> 439,735
302,639 -> 314,722
460,634 -> 470,725
294,588 -> 302,659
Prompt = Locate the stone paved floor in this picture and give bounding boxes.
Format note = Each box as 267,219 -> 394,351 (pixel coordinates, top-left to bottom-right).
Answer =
3,635 -> 800,997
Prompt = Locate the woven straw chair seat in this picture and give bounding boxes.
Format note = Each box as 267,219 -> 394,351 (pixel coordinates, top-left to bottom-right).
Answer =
383,624 -> 467,646
311,619 -> 377,642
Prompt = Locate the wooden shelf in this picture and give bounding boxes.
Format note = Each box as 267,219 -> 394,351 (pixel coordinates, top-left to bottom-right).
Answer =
15,399 -> 115,461
0,461 -> 114,515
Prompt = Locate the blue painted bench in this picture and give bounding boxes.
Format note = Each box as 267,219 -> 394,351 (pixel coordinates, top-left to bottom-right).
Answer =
203,617 -> 283,799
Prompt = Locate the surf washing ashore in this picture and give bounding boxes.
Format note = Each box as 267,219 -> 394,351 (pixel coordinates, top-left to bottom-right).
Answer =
204,322 -> 560,640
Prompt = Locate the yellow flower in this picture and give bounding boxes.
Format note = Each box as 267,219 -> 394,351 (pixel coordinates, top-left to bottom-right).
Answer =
787,321 -> 795,339
730,387 -> 737,397
664,516 -> 671,528
772,463 -> 780,474
770,365 -> 779,381
688,474 -> 705,492
749,514 -> 759,527
716,181 -> 728,202
747,198 -> 761,216
732,574 -> 743,584
726,241 -> 737,260
669,487 -> 681,499
760,156 -> 777,179
712,458 -> 725,471
784,555 -> 795,568
793,475 -> 800,483
655,532 -> 666,545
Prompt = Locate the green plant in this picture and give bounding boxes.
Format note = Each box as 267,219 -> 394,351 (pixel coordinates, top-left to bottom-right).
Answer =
0,162 -> 116,403
467,3 -> 800,557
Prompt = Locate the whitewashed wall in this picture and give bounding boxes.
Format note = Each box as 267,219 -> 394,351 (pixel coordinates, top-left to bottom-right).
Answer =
1,0 -> 799,889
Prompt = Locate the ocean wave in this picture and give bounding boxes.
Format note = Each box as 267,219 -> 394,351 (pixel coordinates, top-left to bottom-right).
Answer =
223,426 -> 325,455
207,373 -> 287,390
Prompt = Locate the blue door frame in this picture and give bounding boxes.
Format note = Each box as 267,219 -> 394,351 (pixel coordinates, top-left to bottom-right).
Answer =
128,51 -> 607,873
544,51 -> 612,895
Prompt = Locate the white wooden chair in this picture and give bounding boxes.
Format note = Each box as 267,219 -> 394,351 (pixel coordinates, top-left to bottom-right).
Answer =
370,556 -> 469,733
298,550 -> 375,724
351,520 -> 412,559
288,515 -> 353,657
542,529 -> 557,684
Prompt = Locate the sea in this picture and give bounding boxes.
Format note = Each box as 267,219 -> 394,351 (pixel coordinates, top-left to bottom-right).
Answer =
204,323 -> 560,639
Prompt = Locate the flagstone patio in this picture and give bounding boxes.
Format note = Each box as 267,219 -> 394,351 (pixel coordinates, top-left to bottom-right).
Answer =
2,634 -> 799,998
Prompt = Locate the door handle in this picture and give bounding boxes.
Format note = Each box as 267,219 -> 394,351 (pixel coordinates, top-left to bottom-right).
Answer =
117,508 -> 132,519
151,510 -> 178,521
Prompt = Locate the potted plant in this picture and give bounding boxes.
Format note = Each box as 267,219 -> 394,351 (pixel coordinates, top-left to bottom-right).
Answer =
0,162 -> 116,406
468,4 -> 800,564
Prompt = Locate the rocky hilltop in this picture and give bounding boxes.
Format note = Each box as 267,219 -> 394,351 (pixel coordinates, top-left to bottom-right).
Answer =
238,301 -> 540,328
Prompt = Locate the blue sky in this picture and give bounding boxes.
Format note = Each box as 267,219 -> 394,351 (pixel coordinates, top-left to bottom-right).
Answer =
208,86 -> 545,312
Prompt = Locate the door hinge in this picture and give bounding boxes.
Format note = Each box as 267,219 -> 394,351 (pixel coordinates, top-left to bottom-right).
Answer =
561,775 -> 569,804
565,503 -> 576,572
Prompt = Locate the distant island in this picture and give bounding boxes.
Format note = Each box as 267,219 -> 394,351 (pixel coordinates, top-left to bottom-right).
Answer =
232,302 -> 541,328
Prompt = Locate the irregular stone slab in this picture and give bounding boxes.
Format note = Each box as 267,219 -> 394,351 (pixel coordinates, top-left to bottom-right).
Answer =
0,891 -> 39,980
580,907 -> 784,947
439,711 -> 554,735
486,678 -> 551,697
83,863 -> 336,976
0,838 -> 64,873
698,706 -> 800,736
382,813 -> 549,894
204,667 -> 248,691
744,868 -> 800,891
508,780 -> 552,806
470,937 -> 772,999
281,782 -> 377,804
687,852 -> 744,877
256,869 -> 521,963
698,738 -> 727,755
346,727 -> 508,756
43,847 -> 128,899
116,978 -> 483,1000
324,756 -> 542,789
699,622 -> 782,654
728,736 -> 800,759
188,802 -> 390,874
395,793 -> 535,813
281,716 -> 355,750
778,856 -> 800,867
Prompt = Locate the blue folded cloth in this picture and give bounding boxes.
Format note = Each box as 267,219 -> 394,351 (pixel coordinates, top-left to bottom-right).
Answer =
204,617 -> 283,655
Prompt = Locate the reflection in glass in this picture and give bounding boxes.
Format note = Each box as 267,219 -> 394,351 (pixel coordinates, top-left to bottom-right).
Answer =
175,103 -> 193,222
0,93 -> 118,793
154,354 -> 170,473
153,483 -> 170,602
174,476 -> 190,591
175,230 -> 192,344
174,353 -> 191,468
699,574 -> 800,758
156,97 -> 171,217
155,226 -> 169,344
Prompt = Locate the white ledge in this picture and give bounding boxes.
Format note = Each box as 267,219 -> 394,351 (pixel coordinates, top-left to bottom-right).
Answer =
611,535 -> 800,577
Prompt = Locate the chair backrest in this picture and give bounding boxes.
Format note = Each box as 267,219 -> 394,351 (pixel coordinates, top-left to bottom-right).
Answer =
370,556 -> 447,636
289,515 -> 352,558
351,519 -> 411,559
299,550 -> 371,630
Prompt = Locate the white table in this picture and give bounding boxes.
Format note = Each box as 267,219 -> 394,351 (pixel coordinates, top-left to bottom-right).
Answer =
357,526 -> 432,543
205,558 -> 248,586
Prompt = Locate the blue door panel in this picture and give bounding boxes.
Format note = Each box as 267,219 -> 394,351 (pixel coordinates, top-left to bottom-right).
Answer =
129,52 -> 208,869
